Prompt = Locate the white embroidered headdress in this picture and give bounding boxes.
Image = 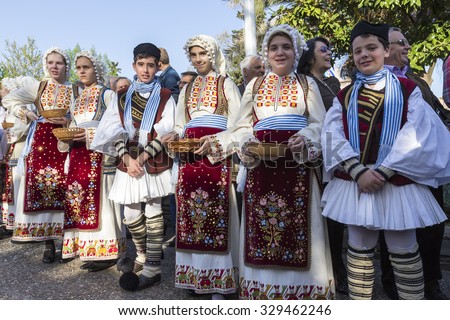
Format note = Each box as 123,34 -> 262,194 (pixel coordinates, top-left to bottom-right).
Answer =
183,35 -> 227,76
75,51 -> 106,85
262,24 -> 307,72
42,47 -> 71,81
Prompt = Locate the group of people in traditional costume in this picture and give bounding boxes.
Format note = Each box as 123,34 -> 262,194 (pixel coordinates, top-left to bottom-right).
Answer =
1,20 -> 449,301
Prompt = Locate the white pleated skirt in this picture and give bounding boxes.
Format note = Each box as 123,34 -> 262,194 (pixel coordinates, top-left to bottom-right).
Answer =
321,178 -> 447,230
108,168 -> 173,204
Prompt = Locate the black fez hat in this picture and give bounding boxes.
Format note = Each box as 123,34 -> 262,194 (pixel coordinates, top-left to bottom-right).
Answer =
350,21 -> 389,44
133,43 -> 161,61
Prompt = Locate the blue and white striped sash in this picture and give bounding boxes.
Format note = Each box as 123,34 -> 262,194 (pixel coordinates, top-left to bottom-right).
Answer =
124,79 -> 161,146
348,68 -> 403,167
254,114 -> 308,132
182,114 -> 227,137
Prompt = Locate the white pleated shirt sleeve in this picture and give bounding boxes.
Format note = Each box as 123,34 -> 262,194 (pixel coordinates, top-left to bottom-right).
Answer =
297,77 -> 326,144
207,77 -> 242,163
89,94 -> 125,155
382,87 -> 450,187
2,79 -> 39,121
321,95 -> 360,173
153,96 -> 176,137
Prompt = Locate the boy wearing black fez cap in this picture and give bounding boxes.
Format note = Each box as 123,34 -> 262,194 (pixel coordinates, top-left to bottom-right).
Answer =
91,42 -> 176,291
321,21 -> 450,300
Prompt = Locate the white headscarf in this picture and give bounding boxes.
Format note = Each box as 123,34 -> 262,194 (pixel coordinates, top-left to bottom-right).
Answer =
261,24 -> 307,72
183,35 -> 227,76
1,76 -> 38,92
75,51 -> 106,85
42,47 -> 71,81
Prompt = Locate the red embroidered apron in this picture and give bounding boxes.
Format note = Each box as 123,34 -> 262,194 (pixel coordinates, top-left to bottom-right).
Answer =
176,126 -> 231,253
64,141 -> 102,231
244,129 -> 311,270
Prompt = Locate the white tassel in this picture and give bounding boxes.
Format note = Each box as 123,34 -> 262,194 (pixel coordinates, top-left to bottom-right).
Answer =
236,164 -> 247,192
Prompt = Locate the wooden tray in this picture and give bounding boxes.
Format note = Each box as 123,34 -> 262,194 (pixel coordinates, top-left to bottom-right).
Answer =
167,138 -> 202,153
52,127 -> 85,142
1,122 -> 14,129
40,108 -> 68,119
246,142 -> 287,160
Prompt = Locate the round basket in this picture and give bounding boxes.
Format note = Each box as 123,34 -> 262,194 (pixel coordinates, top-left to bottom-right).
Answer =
52,127 -> 85,142
1,121 -> 14,129
247,142 -> 287,160
40,108 -> 68,119
168,138 -> 202,153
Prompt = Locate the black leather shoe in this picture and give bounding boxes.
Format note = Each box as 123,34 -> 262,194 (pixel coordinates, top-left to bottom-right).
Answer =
80,262 -> 94,270
88,261 -> 116,272
425,283 -> 449,300
382,284 -> 399,300
136,274 -> 161,290
336,278 -> 349,295
59,257 -> 75,264
42,247 -> 55,264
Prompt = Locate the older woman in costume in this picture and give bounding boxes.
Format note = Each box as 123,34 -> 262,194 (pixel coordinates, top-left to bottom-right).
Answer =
2,47 -> 73,263
59,51 -> 126,271
162,35 -> 241,300
213,24 -> 335,300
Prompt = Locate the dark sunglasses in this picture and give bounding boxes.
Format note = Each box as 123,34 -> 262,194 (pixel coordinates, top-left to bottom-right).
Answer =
319,46 -> 332,53
389,39 -> 410,46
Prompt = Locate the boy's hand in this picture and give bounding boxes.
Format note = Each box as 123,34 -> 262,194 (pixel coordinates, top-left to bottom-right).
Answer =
72,131 -> 86,142
123,155 -> 144,178
357,169 -> 385,193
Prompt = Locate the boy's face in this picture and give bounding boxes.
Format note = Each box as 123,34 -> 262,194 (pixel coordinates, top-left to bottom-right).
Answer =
189,46 -> 213,75
133,56 -> 159,83
352,35 -> 389,75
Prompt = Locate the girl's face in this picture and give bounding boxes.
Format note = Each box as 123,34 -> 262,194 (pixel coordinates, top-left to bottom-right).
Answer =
76,57 -> 97,88
132,56 -> 158,83
189,46 -> 213,75
46,52 -> 67,84
352,35 -> 389,75
312,41 -> 332,72
268,34 -> 295,76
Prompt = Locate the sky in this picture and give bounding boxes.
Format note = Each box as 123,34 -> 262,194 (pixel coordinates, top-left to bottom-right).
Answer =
0,0 -> 243,79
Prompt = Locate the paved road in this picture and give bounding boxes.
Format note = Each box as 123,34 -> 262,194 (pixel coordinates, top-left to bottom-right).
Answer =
0,226 -> 449,300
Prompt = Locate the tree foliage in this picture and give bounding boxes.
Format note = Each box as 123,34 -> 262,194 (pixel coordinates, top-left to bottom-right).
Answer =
0,38 -> 121,85
224,0 -> 450,80
0,37 -> 43,79
273,0 -> 450,73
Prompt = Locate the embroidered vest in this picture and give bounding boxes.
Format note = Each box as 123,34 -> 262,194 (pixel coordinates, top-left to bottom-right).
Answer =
117,87 -> 173,174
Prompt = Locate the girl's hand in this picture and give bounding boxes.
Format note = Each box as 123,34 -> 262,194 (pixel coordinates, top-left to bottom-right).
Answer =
46,117 -> 68,125
287,135 -> 305,152
72,131 -> 86,142
160,131 -> 179,147
193,136 -> 211,156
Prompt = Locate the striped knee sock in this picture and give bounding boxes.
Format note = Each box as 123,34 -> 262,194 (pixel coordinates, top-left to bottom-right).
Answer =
124,214 -> 147,265
389,245 -> 424,300
347,246 -> 375,300
142,214 -> 164,279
